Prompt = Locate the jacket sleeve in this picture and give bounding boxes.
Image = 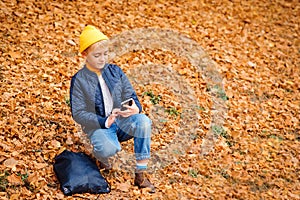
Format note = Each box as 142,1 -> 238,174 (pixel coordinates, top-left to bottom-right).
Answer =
103,65 -> 143,112
70,74 -> 107,130
120,70 -> 142,112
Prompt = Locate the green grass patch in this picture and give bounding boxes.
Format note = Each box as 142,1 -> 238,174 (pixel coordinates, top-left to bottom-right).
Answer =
143,90 -> 162,105
0,171 -> 9,192
212,125 -> 234,147
188,169 -> 198,178
165,107 -> 180,117
65,96 -> 70,107
207,85 -> 228,101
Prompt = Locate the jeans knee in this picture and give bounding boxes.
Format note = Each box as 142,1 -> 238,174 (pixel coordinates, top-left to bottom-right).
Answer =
93,143 -> 121,159
136,114 -> 152,128
132,114 -> 152,138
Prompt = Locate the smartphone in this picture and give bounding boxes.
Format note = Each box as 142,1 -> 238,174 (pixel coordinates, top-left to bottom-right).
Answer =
121,98 -> 133,111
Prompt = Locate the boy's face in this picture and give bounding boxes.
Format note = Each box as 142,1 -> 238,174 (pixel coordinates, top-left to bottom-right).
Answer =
85,42 -> 108,70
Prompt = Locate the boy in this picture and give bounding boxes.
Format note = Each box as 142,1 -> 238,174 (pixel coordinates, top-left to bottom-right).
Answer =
70,25 -> 155,193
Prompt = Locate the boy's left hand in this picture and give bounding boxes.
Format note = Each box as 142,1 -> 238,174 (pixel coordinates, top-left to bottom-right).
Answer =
117,100 -> 139,118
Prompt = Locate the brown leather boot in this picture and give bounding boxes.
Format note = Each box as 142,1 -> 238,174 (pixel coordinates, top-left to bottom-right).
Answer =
98,158 -> 112,172
134,171 -> 156,193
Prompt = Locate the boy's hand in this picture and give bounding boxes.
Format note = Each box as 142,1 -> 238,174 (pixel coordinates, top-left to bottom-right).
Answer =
107,108 -> 120,127
118,100 -> 139,118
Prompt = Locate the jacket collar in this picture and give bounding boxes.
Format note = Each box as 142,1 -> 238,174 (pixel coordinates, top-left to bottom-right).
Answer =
85,63 -> 101,76
83,64 -> 109,76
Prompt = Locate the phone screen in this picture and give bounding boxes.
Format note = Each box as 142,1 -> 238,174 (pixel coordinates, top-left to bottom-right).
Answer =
121,99 -> 133,111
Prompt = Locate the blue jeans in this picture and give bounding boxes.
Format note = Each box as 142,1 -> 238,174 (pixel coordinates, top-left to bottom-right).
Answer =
88,114 -> 151,162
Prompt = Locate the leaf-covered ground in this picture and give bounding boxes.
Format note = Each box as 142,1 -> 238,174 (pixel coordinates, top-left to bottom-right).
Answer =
0,0 -> 299,199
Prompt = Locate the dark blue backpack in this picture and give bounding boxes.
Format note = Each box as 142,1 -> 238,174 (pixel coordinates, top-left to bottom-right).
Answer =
53,150 -> 110,196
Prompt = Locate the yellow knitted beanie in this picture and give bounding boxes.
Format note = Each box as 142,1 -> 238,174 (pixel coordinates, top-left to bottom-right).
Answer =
79,25 -> 109,53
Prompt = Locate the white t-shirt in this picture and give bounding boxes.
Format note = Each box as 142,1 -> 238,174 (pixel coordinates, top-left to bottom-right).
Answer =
98,74 -> 113,117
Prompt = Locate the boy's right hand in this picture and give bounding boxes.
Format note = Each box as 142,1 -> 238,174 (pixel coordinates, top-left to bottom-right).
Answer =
107,108 -> 120,127
117,100 -> 139,118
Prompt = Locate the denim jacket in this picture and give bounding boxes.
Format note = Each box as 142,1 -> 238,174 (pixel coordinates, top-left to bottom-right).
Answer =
70,63 -> 142,133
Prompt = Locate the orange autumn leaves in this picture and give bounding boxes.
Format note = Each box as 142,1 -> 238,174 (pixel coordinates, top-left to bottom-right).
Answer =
0,0 -> 299,199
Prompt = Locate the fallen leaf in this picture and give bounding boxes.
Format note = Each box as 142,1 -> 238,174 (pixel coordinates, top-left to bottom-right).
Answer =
9,51 -> 22,59
7,174 -> 23,185
9,194 -> 20,200
34,162 -> 48,170
67,39 -> 76,46
117,182 -> 131,192
4,158 -> 18,169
